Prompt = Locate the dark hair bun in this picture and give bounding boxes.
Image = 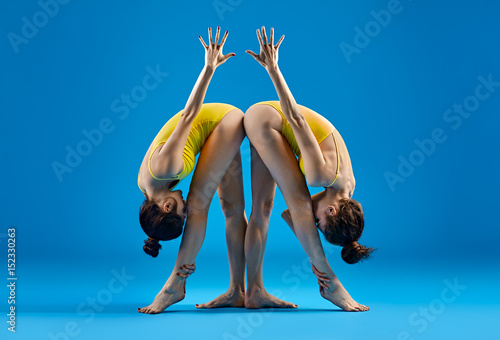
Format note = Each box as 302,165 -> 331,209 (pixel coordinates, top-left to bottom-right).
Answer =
143,238 -> 162,257
341,241 -> 374,264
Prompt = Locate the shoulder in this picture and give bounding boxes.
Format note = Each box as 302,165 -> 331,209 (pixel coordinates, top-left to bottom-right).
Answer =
149,144 -> 184,180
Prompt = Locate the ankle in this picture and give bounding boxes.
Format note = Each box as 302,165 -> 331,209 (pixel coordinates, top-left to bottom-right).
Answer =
166,275 -> 185,289
228,285 -> 245,295
246,284 -> 265,295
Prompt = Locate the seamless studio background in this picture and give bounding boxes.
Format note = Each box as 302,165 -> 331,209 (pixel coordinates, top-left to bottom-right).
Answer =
1,0 -> 499,339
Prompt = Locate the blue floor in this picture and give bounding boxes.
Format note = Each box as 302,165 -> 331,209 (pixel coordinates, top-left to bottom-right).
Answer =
2,1 -> 500,339
6,255 -> 498,339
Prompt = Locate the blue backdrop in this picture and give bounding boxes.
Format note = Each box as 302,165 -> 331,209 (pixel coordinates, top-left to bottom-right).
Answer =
1,1 -> 499,339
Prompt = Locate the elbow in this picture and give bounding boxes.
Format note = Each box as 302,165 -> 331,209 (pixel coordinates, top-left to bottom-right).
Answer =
180,111 -> 195,121
290,115 -> 307,128
180,106 -> 202,121
306,172 -> 333,187
306,176 -> 323,187
306,178 -> 317,187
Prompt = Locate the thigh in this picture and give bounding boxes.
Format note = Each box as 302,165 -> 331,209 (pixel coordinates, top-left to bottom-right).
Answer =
244,104 -> 283,143
250,143 -> 277,217
187,109 -> 245,211
216,150 -> 245,212
244,106 -> 312,210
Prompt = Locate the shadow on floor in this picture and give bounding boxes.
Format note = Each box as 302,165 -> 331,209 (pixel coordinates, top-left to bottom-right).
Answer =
21,303 -> 345,314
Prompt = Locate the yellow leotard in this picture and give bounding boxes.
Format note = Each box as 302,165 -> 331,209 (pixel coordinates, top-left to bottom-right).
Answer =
138,103 -> 238,193
251,101 -> 340,187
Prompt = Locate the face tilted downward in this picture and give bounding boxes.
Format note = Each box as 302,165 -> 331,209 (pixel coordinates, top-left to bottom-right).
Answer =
313,196 -> 337,238
161,190 -> 187,219
315,196 -> 365,245
139,189 -> 188,257
314,196 -> 374,264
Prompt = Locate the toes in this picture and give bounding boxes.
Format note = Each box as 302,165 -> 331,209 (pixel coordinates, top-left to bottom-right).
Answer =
344,305 -> 357,312
354,305 -> 368,312
144,307 -> 157,314
196,298 -> 223,309
356,304 -> 369,312
272,297 -> 298,309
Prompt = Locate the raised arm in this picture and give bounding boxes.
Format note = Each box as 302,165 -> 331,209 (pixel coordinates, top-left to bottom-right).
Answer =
152,27 -> 236,178
246,27 -> 335,187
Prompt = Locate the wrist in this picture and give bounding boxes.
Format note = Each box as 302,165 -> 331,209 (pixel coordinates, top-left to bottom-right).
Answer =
203,64 -> 216,74
266,64 -> 279,75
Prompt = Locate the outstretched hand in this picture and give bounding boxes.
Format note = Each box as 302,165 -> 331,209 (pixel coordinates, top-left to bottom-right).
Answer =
199,27 -> 235,69
246,26 -> 285,69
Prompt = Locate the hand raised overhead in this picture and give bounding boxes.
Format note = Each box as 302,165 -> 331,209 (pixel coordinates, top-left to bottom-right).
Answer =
199,26 -> 236,69
246,26 -> 285,69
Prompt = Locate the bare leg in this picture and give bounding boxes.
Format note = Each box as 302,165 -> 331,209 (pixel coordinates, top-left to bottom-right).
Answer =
138,109 -> 246,314
196,151 -> 247,308
245,145 -> 297,309
244,105 -> 368,312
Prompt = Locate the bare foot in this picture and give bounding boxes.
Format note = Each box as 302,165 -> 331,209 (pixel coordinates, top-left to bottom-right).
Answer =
137,285 -> 185,314
196,288 -> 245,309
245,288 -> 298,309
320,279 -> 369,312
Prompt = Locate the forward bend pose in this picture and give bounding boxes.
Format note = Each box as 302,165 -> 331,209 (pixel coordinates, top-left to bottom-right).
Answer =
137,27 -> 247,314
243,27 -> 373,311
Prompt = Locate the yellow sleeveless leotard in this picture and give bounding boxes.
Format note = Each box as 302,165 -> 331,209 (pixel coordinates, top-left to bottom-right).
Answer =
251,101 -> 340,186
138,103 -> 238,193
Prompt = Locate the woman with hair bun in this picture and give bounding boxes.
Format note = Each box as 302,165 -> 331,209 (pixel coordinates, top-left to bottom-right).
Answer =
242,27 -> 373,311
137,27 -> 247,314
